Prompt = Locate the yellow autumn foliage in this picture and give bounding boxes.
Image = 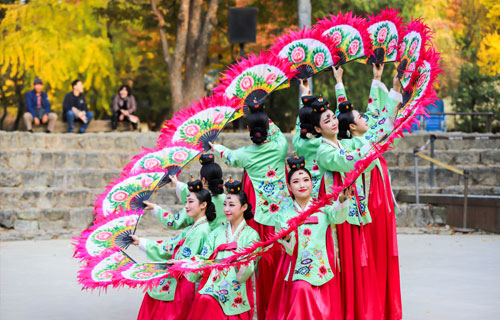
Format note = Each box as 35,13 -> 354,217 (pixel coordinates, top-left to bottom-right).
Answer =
0,0 -> 120,115
477,33 -> 500,76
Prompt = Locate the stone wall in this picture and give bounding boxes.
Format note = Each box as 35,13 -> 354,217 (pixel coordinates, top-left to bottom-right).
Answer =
0,130 -> 498,239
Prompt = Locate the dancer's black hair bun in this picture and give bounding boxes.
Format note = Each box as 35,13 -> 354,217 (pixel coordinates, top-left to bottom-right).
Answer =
311,95 -> 330,113
187,179 -> 203,192
301,95 -> 316,107
287,154 -> 306,170
225,178 -> 242,194
246,97 -> 266,113
199,153 -> 215,165
338,101 -> 353,114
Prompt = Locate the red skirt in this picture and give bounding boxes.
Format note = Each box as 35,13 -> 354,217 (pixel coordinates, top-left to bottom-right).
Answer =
243,171 -> 282,320
187,294 -> 253,320
367,158 -> 402,320
266,226 -> 343,320
137,277 -> 195,320
337,222 -> 384,320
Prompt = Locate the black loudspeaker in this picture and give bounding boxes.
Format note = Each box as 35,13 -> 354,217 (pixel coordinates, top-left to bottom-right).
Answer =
228,7 -> 257,43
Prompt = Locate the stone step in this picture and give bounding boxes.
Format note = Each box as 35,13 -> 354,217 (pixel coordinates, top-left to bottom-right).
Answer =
2,130 -> 498,152
393,185 -> 500,196
0,151 -> 134,170
388,165 -> 500,188
21,119 -> 138,133
0,131 -> 159,151
385,149 -> 499,167
0,187 -> 181,210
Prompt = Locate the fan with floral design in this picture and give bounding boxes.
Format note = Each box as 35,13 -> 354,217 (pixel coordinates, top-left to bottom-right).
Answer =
360,8 -> 403,64
315,11 -> 373,65
158,95 -> 243,151
77,249 -> 134,290
94,170 -> 167,220
121,142 -> 203,177
74,210 -> 144,260
271,27 -> 340,87
396,18 -> 431,89
213,51 -> 298,104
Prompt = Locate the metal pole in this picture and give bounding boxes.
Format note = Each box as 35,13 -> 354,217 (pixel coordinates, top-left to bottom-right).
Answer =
486,115 -> 492,133
463,170 -> 469,228
414,148 -> 419,204
429,135 -> 436,187
238,43 -> 245,132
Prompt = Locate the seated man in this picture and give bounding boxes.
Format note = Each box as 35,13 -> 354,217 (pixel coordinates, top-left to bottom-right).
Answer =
62,79 -> 93,133
24,78 -> 58,133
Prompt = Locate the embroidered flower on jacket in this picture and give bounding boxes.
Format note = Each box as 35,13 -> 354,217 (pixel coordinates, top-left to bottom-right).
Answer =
200,246 -> 208,256
303,228 -> 312,237
368,97 -> 374,104
266,169 -> 276,178
182,247 -> 192,258
337,95 -> 346,103
263,182 -> 275,194
319,265 -> 328,276
295,266 -> 311,276
269,203 -> 280,213
161,282 -> 171,292
232,280 -> 241,291
156,240 -> 163,244
312,164 -> 319,172
233,296 -> 243,305
218,293 -> 227,303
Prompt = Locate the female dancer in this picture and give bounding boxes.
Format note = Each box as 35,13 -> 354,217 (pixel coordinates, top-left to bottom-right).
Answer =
209,99 -> 292,319
292,80 -> 323,198
270,155 -> 351,319
144,153 -> 226,231
186,179 -> 260,320
311,66 -> 401,319
130,179 -> 214,320
335,64 -> 403,320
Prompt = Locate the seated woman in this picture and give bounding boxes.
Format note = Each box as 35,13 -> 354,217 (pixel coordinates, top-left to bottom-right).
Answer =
112,85 -> 139,131
272,155 -> 350,320
143,153 -> 226,231
130,179 -> 214,320
183,179 -> 260,320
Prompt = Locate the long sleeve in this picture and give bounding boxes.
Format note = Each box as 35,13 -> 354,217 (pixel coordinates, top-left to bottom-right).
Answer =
176,181 -> 189,204
25,92 -> 36,117
184,230 -> 216,282
317,140 -> 372,173
324,198 -> 350,225
213,144 -> 245,168
154,205 -> 192,230
335,82 -> 348,110
62,93 -> 71,113
42,92 -> 51,113
143,230 -> 187,262
128,95 -> 137,113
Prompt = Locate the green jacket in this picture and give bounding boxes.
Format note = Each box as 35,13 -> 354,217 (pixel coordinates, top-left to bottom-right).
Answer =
317,81 -> 400,225
187,221 -> 261,316
213,122 -> 293,226
276,199 -> 349,286
141,216 -> 211,301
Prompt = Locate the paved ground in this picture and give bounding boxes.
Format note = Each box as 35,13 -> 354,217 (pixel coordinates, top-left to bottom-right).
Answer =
1,234 -> 499,320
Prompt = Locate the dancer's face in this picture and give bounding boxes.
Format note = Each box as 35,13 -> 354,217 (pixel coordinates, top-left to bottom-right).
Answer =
223,194 -> 247,223
315,109 -> 338,138
289,170 -> 312,201
185,193 -> 206,218
350,110 -> 369,135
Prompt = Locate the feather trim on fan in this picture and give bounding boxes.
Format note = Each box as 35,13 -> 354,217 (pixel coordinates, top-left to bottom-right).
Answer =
158,95 -> 243,150
111,261 -> 175,291
73,210 -> 144,261
314,11 -> 373,65
121,142 -> 202,176
212,51 -> 298,103
270,27 -> 340,87
396,18 -> 433,89
361,7 -> 404,64
93,170 -> 166,221
77,249 -> 133,291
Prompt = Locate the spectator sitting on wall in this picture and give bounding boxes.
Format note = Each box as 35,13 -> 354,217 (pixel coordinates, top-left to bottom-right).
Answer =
24,78 -> 58,133
112,85 -> 138,131
62,79 -> 93,133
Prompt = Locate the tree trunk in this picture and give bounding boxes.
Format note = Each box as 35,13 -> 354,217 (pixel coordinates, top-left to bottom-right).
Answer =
13,75 -> 25,130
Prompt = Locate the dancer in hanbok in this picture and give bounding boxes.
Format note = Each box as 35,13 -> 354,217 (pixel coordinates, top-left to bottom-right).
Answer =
144,153 -> 226,231
209,99 -> 292,319
335,64 -> 403,320
186,179 -> 260,320
130,179 -> 214,320
311,69 -> 400,319
270,155 -> 351,319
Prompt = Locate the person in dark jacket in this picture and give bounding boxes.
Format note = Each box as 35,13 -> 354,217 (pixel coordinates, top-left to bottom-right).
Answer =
62,79 -> 93,133
111,84 -> 139,131
24,78 -> 58,133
